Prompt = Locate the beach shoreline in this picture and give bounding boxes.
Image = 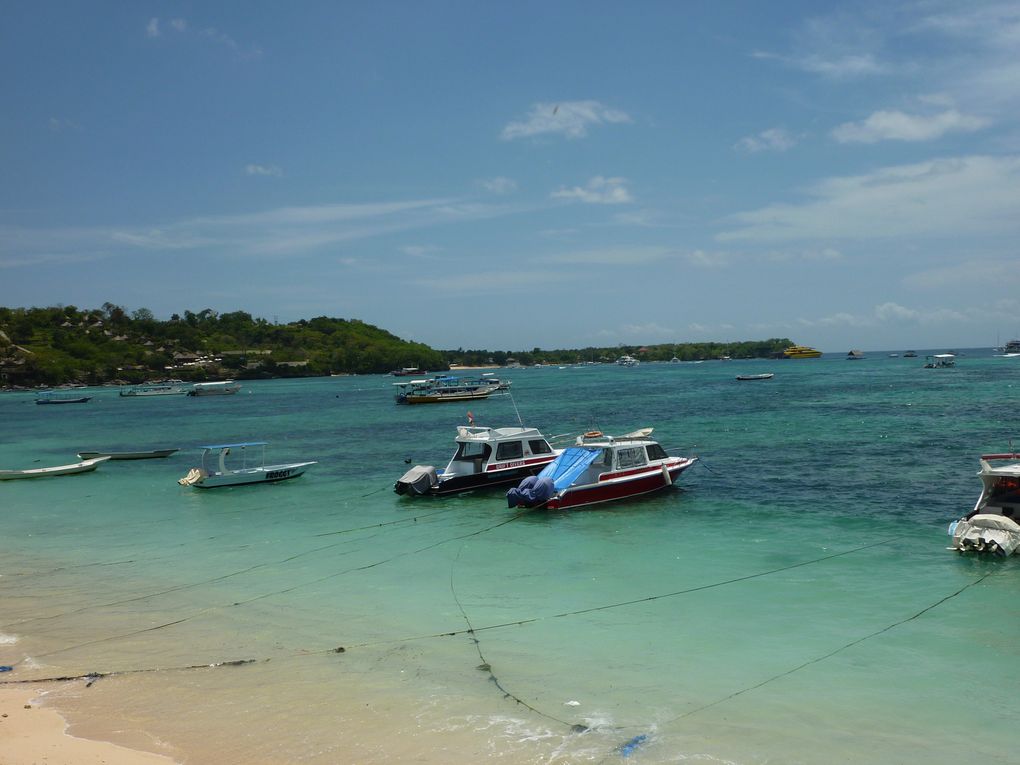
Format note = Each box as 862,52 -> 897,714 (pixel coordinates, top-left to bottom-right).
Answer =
0,686 -> 178,765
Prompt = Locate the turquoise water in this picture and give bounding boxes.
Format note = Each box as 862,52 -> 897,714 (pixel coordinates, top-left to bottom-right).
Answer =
1,354 -> 1018,764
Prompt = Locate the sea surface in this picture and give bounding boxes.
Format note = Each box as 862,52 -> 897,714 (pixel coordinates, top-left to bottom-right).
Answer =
1,352 -> 1018,764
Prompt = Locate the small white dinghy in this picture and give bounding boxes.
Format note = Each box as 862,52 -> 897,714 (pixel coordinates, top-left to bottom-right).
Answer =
0,456 -> 110,480
178,442 -> 316,489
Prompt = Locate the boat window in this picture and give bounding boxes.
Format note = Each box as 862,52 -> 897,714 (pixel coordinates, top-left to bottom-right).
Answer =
645,444 -> 668,461
529,439 -> 553,455
615,447 -> 647,469
454,442 -> 491,461
495,441 -> 524,461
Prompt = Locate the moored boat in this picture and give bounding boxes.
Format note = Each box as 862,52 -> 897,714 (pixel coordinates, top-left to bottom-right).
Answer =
77,448 -> 180,460
506,428 -> 697,511
736,373 -> 774,381
35,392 -> 92,404
395,424 -> 560,496
0,456 -> 110,480
120,382 -> 190,396
924,354 -> 956,368
948,452 -> 1020,556
777,345 -> 822,359
393,377 -> 495,404
187,381 -> 242,396
178,442 -> 316,488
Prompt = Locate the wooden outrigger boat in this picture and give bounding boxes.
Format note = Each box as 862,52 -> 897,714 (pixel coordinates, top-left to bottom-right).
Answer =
0,456 -> 110,480
77,448 -> 180,461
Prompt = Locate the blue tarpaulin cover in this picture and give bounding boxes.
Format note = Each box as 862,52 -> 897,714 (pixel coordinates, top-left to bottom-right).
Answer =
537,447 -> 602,491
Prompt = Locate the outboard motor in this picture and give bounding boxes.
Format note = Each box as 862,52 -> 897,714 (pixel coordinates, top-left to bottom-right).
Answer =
506,475 -> 555,508
394,465 -> 439,496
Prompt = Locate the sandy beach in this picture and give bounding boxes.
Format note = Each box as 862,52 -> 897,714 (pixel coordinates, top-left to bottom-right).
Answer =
0,687 -> 177,765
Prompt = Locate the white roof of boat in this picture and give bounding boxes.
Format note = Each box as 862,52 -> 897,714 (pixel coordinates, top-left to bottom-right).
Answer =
199,441 -> 268,450
455,425 -> 543,440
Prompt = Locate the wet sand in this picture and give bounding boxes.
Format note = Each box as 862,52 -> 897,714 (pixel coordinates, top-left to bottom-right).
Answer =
0,687 -> 178,765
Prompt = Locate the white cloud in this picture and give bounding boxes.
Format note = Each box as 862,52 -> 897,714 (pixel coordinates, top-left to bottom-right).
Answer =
719,155 -> 1020,243
734,128 -> 798,153
401,245 -> 441,257
832,109 -> 989,143
904,258 -> 1020,289
752,50 -> 885,80
480,177 -> 517,194
551,176 -> 633,204
411,270 -> 568,292
245,163 -> 283,177
146,16 -> 261,58
501,101 -> 631,141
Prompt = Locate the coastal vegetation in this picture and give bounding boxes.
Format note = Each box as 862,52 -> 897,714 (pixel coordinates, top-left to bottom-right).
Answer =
0,304 -> 793,387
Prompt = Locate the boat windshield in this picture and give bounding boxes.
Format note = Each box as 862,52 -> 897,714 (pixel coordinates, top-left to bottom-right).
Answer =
529,439 -> 553,455
615,447 -> 648,470
645,443 -> 668,461
454,441 -> 491,461
495,441 -> 524,460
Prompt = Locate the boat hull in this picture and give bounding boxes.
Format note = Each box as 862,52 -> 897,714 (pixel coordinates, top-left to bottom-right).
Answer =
546,459 -> 696,510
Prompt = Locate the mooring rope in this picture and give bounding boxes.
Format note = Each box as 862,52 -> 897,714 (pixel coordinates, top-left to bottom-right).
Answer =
449,539 -> 586,732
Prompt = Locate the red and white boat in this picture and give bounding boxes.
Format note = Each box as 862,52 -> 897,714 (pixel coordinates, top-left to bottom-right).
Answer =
949,452 -> 1020,556
395,424 -> 560,496
506,428 -> 697,510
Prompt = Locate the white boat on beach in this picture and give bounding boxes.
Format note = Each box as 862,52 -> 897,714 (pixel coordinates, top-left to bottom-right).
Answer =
0,456 -> 110,480
187,381 -> 242,396
77,448 -> 180,460
948,452 -> 1020,556
178,442 -> 316,488
395,424 -> 560,496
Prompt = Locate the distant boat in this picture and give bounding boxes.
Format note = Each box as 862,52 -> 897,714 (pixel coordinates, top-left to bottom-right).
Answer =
903,351 -> 918,358
120,383 -> 189,397
77,448 -> 179,461
736,373 -> 774,381
924,354 -> 956,368
178,442 -> 316,488
0,456 -> 110,480
777,345 -> 822,359
35,392 -> 91,405
187,381 -> 241,396
846,350 -> 865,360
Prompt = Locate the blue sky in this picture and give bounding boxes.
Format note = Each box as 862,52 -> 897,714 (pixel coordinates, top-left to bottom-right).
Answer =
2,1 -> 1019,352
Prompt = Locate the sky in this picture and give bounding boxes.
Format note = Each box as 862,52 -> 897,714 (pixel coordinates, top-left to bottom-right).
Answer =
2,1 -> 1019,353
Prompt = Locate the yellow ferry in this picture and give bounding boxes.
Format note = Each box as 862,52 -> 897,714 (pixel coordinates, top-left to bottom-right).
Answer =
781,344 -> 822,359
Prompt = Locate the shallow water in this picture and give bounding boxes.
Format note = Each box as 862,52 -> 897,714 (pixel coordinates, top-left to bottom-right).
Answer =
1,354 -> 1018,764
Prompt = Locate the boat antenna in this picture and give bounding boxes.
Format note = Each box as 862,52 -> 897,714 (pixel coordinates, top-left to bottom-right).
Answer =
508,391 -> 524,428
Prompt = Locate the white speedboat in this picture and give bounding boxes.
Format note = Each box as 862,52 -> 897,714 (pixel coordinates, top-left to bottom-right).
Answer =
949,452 -> 1020,556
0,456 -> 110,480
187,381 -> 242,396
395,425 -> 560,496
178,442 -> 316,488
507,428 -> 697,510
736,373 -> 774,381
